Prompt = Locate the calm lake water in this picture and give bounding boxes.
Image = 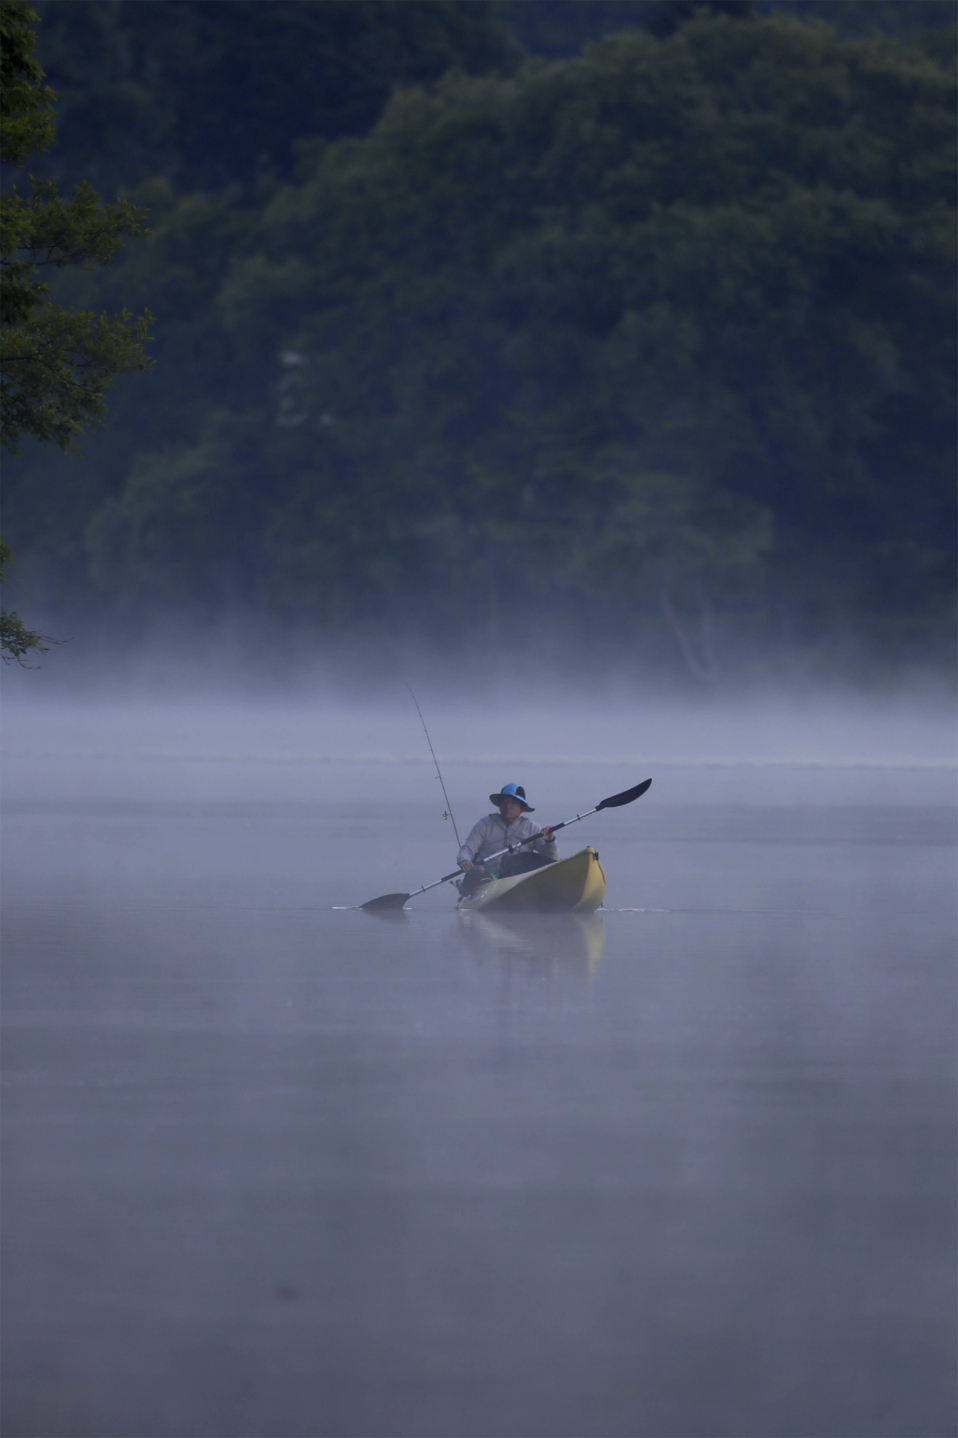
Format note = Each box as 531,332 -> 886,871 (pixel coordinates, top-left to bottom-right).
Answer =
2,694 -> 955,1438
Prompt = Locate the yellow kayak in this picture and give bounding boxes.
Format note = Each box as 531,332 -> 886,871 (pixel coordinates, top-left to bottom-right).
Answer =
456,847 -> 606,913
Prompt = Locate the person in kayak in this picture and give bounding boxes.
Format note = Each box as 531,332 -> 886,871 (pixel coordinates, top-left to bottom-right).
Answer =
457,783 -> 558,894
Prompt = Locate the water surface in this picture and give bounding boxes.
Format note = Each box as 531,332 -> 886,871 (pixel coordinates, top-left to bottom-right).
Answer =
2,696 -> 955,1437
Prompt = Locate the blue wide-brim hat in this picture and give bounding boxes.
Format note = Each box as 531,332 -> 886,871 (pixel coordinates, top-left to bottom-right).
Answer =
489,782 -> 533,812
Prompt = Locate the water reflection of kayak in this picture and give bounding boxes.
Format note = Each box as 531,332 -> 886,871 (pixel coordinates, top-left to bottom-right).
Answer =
459,910 -> 606,967
456,847 -> 606,913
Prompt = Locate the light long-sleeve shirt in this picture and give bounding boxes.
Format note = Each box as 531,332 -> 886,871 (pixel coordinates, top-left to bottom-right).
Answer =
457,813 -> 558,867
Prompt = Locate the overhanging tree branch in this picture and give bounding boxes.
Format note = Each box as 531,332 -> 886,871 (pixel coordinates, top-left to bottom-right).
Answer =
0,0 -> 153,658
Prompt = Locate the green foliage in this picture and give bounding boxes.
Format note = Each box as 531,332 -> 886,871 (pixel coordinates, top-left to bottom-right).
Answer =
495,0 -> 956,53
0,538 -> 46,661
1,0 -> 153,456
763,2 -> 956,41
3,4 -> 955,671
0,0 -> 53,165
0,604 -> 45,661
144,11 -> 947,646
1,177 -> 153,451
29,0 -> 945,196
0,0 -> 152,660
31,0 -> 520,192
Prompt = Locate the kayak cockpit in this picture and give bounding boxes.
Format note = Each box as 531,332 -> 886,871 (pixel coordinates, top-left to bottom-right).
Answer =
455,847 -> 606,912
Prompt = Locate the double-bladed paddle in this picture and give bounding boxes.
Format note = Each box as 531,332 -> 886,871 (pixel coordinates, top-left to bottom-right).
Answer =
361,778 -> 652,912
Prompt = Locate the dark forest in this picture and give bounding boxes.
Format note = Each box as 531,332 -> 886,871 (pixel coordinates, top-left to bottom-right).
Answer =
3,0 -> 955,678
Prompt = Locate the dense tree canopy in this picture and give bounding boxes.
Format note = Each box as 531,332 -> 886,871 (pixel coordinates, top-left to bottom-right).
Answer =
4,2 -> 955,674
31,0 -> 520,192
29,1 -> 953,190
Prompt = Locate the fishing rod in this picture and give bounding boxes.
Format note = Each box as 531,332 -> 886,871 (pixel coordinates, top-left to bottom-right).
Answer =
361,777 -> 651,912
406,685 -> 461,848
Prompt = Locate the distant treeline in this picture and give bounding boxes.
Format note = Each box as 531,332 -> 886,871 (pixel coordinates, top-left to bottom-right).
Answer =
5,0 -> 955,673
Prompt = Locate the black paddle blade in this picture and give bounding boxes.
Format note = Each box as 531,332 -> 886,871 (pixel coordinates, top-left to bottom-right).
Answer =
595,778 -> 651,810
361,892 -> 410,912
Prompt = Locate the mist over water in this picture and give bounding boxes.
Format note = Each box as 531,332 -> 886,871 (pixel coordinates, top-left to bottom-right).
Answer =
2,675 -> 955,1437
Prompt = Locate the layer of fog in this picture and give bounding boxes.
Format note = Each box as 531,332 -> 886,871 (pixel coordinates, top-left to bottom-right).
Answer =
3,665 -> 952,911
4,668 -> 954,797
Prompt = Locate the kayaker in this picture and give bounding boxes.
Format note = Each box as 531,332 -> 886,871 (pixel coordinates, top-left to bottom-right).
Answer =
457,783 -> 558,894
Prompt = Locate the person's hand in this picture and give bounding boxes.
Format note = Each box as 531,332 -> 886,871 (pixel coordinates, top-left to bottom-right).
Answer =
459,859 -> 474,872
542,827 -> 555,843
